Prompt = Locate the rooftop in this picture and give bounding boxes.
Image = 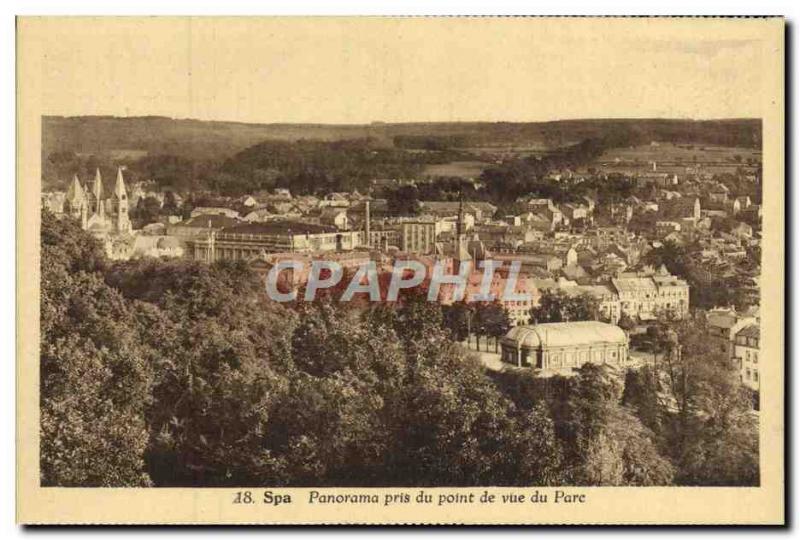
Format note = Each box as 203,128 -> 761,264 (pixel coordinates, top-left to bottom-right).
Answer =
221,220 -> 339,236
736,324 -> 760,340
612,276 -> 657,292
181,215 -> 242,228
503,321 -> 627,349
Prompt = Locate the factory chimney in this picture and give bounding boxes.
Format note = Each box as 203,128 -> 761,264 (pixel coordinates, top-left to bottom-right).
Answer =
364,199 -> 371,248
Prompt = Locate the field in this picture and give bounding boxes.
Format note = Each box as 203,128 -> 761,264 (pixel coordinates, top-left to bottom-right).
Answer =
422,160 -> 491,178
595,142 -> 761,176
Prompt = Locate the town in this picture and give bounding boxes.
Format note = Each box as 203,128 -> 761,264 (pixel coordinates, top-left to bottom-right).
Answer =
42,134 -> 762,395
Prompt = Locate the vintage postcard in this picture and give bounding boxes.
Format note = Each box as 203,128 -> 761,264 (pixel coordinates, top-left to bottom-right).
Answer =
17,16 -> 784,525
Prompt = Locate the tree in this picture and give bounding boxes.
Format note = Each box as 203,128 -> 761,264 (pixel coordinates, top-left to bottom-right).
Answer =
386,185 -> 421,216
106,258 -> 297,486
617,312 -> 637,332
441,301 -> 474,343
549,364 -> 673,486
131,195 -> 163,225
40,211 -> 153,486
476,302 -> 511,352
641,240 -> 692,279
623,313 -> 759,486
530,289 -> 601,324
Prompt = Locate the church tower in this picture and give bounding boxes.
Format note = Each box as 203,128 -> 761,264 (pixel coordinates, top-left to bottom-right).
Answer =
92,168 -> 104,215
113,167 -> 132,233
65,174 -> 86,219
452,193 -> 472,271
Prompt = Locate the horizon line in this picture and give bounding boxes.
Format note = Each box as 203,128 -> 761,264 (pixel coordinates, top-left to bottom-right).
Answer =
42,113 -> 763,127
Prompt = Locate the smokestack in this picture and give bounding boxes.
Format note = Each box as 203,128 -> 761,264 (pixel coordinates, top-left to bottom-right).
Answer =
365,199 -> 371,248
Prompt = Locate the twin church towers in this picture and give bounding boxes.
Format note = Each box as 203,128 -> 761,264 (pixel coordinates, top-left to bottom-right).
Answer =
64,167 -> 132,235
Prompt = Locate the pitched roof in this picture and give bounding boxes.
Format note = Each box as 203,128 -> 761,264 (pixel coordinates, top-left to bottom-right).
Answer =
707,309 -> 739,329
612,276 -> 657,293
736,324 -> 760,340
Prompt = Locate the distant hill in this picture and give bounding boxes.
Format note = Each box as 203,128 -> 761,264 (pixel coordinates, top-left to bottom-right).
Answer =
43,116 -> 762,163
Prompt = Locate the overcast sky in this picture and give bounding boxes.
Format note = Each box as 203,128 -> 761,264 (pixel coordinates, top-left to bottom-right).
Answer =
26,17 -> 779,124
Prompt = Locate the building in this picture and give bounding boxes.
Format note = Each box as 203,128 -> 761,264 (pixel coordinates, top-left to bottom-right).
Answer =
706,183 -> 730,203
437,264 -> 539,327
612,266 -> 689,321
42,191 -> 65,214
561,284 -> 621,324
167,214 -> 242,239
651,266 -> 691,317
659,197 -> 701,223
62,167 -> 132,237
707,307 -> 758,360
500,321 -> 628,374
418,200 -> 497,222
525,199 -> 563,230
191,207 -> 241,219
249,251 -> 380,288
320,207 -> 350,230
188,221 -> 362,262
400,219 -> 440,254
366,227 -> 400,250
734,324 -> 760,391
593,227 -> 629,250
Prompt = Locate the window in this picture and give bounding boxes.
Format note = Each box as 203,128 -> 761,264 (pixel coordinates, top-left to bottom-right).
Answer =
754,371 -> 759,382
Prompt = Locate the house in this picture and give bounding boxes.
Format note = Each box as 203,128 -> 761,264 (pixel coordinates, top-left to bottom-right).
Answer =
735,195 -> 752,210
526,199 -> 564,229
593,227 -> 629,250
656,221 -> 682,237
320,207 -> 350,230
319,193 -> 351,208
733,222 -> 754,239
190,206 -> 241,219
734,324 -> 760,392
560,283 -> 621,324
659,197 -> 701,223
243,208 -> 277,222
238,195 -> 259,208
706,183 -> 730,203
418,201 -> 498,222
559,203 -> 591,226
706,307 -> 757,360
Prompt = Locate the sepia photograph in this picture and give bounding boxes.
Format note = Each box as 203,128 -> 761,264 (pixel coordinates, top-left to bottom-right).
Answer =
16,15 -> 785,525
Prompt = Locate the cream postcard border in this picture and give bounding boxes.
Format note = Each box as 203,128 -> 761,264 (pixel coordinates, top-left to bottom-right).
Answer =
16,16 -> 785,525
